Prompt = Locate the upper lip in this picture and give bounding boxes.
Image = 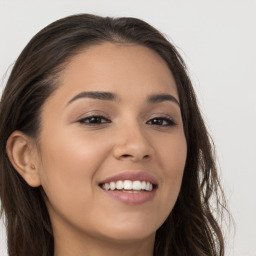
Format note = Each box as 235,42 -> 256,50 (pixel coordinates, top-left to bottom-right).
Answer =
99,171 -> 158,186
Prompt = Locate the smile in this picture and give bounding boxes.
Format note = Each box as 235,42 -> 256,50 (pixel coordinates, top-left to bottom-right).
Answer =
100,180 -> 154,191
98,171 -> 158,204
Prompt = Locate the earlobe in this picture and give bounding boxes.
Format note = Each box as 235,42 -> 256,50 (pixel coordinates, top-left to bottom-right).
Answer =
6,131 -> 41,187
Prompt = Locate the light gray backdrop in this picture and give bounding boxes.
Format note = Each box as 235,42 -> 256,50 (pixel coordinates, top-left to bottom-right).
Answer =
0,1 -> 255,255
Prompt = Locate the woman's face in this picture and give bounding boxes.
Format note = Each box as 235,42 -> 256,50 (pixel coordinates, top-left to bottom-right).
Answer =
36,43 -> 187,245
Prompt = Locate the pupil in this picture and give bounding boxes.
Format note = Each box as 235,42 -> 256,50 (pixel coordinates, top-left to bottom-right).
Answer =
92,117 -> 101,123
153,119 -> 161,125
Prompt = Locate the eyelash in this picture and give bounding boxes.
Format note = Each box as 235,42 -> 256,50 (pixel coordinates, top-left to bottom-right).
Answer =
78,115 -> 110,125
78,115 -> 176,127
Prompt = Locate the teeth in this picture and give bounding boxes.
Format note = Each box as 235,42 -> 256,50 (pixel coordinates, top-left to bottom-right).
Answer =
124,180 -> 132,190
101,180 -> 154,192
141,181 -> 146,190
132,180 -> 141,190
116,180 -> 123,189
110,182 -> 116,190
103,183 -> 110,190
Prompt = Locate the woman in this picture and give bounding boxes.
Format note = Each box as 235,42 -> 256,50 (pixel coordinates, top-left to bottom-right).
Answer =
0,14 -> 227,256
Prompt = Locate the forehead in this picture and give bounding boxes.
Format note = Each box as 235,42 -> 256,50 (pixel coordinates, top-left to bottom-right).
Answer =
48,42 -> 179,106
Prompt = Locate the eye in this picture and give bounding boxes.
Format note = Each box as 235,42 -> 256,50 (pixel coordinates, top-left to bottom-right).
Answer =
78,115 -> 111,125
146,117 -> 176,127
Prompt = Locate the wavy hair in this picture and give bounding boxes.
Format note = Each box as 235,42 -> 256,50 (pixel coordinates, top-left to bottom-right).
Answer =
0,14 -> 227,256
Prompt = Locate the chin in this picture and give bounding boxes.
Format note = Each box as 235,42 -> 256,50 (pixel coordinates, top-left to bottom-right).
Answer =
95,222 -> 157,243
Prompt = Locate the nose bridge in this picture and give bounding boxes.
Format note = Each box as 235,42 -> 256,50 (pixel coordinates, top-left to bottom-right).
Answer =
113,116 -> 153,161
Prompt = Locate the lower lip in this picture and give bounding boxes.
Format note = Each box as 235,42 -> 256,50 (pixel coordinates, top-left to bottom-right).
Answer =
101,189 -> 156,205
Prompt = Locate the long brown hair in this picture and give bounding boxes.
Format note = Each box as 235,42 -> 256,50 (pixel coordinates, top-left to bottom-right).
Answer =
0,14 -> 227,256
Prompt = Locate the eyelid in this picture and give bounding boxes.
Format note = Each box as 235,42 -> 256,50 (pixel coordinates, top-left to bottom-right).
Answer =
75,110 -> 110,120
148,113 -> 177,121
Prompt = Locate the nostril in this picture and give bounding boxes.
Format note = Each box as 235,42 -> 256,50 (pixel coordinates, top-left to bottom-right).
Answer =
121,154 -> 150,160
121,154 -> 132,158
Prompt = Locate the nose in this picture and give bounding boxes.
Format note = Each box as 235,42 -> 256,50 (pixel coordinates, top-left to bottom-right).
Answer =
112,122 -> 154,162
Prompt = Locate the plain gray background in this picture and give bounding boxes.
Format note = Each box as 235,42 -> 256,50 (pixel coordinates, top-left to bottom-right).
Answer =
0,1 -> 255,255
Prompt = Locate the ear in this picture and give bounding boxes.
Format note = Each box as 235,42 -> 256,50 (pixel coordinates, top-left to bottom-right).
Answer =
6,131 -> 41,187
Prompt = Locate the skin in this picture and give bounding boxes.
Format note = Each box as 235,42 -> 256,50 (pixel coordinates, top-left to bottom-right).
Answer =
11,43 -> 187,256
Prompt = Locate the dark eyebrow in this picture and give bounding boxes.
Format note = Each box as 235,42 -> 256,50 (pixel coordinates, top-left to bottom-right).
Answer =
147,94 -> 180,107
66,91 -> 120,106
66,91 -> 180,107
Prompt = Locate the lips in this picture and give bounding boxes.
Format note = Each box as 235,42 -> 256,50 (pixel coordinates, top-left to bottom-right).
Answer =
98,171 -> 158,204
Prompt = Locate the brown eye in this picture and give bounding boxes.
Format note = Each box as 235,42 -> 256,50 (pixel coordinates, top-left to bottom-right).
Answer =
78,115 -> 111,125
146,117 -> 176,126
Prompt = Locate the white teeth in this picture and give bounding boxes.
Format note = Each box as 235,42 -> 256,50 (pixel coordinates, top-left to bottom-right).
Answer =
132,180 -> 142,190
103,183 -> 110,190
101,180 -> 154,192
116,180 -> 123,189
110,182 -> 116,190
141,181 -> 146,190
123,180 -> 132,190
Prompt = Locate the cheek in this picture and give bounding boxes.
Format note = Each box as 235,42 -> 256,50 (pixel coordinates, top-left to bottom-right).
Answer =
37,129 -> 110,212
156,130 -> 187,174
40,127 -> 108,176
166,134 -> 186,187
154,131 -> 187,216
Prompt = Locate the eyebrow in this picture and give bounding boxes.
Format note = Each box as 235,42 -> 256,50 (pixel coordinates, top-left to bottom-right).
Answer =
147,94 -> 180,106
66,91 -> 180,107
67,91 -> 119,105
